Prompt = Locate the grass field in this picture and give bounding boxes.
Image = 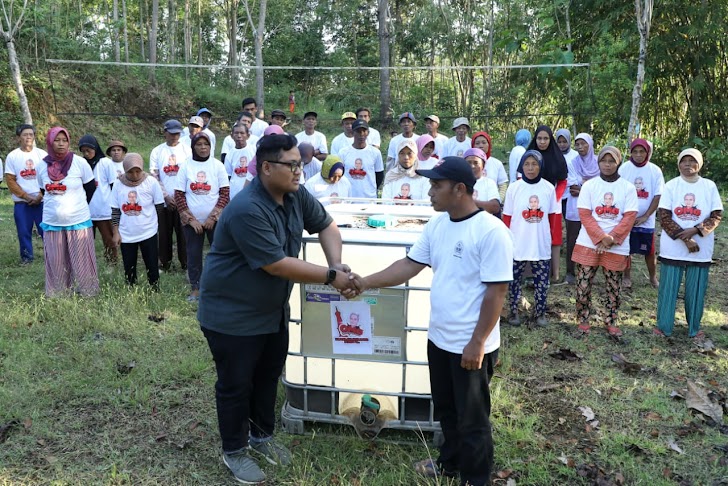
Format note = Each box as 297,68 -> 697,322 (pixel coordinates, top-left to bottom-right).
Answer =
1,154 -> 727,485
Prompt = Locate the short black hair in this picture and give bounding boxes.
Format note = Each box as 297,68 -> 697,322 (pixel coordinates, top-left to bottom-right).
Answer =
16,124 -> 35,136
231,122 -> 249,135
237,111 -> 255,121
355,107 -> 371,117
256,134 -> 298,173
241,97 -> 257,108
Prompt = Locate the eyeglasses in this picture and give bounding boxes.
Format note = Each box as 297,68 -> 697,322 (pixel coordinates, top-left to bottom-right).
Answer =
266,160 -> 304,173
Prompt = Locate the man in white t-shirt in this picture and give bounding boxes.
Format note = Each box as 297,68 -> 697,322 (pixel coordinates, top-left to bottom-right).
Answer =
221,112 -> 260,163
4,124 -> 46,264
295,111 -> 328,161
149,119 -> 191,271
242,97 -> 269,138
330,112 -> 357,157
340,119 -> 384,198
182,109 -> 217,157
386,112 -> 420,170
355,107 -> 381,148
349,156 -> 512,486
424,114 -> 450,158
444,117 -> 472,157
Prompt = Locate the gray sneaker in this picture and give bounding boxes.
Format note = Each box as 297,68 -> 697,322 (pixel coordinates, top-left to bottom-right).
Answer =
222,450 -> 266,484
535,315 -> 549,327
250,438 -> 292,466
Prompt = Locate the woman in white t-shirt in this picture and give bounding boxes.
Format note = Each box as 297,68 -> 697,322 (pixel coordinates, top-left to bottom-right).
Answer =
37,127 -> 99,297
571,146 -> 638,337
304,155 -> 351,205
508,129 -> 531,182
654,149 -> 723,340
381,139 -> 429,202
503,150 -> 561,326
111,153 -> 165,289
416,134 -> 439,170
4,124 -> 46,264
463,148 -> 500,215
175,132 -> 230,301
79,134 -> 118,264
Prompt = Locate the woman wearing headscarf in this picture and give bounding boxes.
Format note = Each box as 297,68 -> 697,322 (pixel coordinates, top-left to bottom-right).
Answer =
654,149 -> 722,340
416,134 -> 438,170
381,139 -> 428,201
304,154 -> 352,205
555,129 -> 579,164
503,150 -> 562,327
571,146 -> 638,337
37,127 -> 99,297
175,132 -> 230,301
564,133 -> 601,284
79,134 -> 118,264
528,125 -> 569,281
471,130 -> 508,200
618,138 -> 664,289
463,148 -> 500,215
508,129 -> 531,183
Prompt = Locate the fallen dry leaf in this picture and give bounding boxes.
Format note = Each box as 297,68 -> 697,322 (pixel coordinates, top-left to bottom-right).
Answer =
0,420 -> 20,444
496,469 -> 513,479
579,406 -> 595,421
23,417 -> 32,430
627,443 -> 649,455
645,412 -> 662,420
667,438 -> 685,455
686,380 -> 724,424
611,353 -> 644,374
670,390 -> 685,400
116,361 -> 137,375
536,383 -> 562,393
615,471 -> 625,485
549,348 -> 582,361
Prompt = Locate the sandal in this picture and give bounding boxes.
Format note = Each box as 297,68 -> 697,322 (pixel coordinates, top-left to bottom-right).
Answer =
652,328 -> 667,337
607,326 -> 623,337
578,323 -> 591,334
691,330 -> 706,342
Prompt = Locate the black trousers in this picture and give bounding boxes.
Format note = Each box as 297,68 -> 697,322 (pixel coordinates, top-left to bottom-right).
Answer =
428,340 -> 498,486
182,224 -> 215,291
203,324 -> 289,453
565,219 -> 582,276
158,206 -> 186,269
120,234 -> 159,288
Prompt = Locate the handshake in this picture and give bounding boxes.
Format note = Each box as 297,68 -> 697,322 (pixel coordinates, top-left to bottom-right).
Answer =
328,264 -> 367,299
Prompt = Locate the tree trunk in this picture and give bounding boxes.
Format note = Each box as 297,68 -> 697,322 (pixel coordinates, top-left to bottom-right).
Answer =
139,0 -> 146,61
149,0 -> 158,79
197,0 -> 202,64
122,0 -> 129,66
627,0 -> 653,141
228,0 -> 238,84
564,0 -> 576,135
378,0 -> 392,129
4,37 -> 33,124
184,0 -> 190,78
254,0 -> 267,113
113,0 -> 120,62
168,0 -> 176,63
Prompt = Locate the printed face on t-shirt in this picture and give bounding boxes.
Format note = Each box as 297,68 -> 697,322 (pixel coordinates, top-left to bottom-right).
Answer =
355,160 -> 362,170
634,177 -> 644,190
20,159 -> 36,179
522,195 -> 544,222
674,193 -> 702,220
128,191 -> 137,204
196,171 -> 206,183
349,159 -> 367,179
234,156 -> 249,176
169,154 -> 177,166
190,170 -> 212,194
595,192 -> 619,218
604,192 -> 614,206
529,195 -> 539,210
684,193 -> 695,208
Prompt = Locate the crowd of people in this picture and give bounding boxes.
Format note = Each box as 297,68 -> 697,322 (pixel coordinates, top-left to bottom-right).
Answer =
1,96 -> 723,486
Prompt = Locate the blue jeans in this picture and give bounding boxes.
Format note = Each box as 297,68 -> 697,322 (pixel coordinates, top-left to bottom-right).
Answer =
14,202 -> 44,262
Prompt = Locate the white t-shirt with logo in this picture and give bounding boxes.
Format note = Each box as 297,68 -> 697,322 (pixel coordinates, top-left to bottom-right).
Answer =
106,157 -> 125,181
88,158 -> 117,220
224,145 -> 257,199
485,157 -> 508,186
295,131 -> 328,155
111,176 -> 164,243
387,134 -> 420,162
503,179 -> 560,261
149,142 -> 192,199
618,162 -> 665,229
4,147 -> 47,202
181,127 -> 217,156
175,159 -> 230,221
330,133 -> 354,157
473,176 -> 501,203
340,145 -> 384,198
381,175 -> 429,201
367,127 -> 382,147
407,211 -> 513,355
304,173 -> 352,205
37,155 -> 94,227
575,177 -> 639,255
658,177 -> 723,263
221,134 -> 259,159
443,137 -> 472,157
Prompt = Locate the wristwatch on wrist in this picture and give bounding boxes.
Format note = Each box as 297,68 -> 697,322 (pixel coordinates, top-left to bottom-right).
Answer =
324,268 -> 337,285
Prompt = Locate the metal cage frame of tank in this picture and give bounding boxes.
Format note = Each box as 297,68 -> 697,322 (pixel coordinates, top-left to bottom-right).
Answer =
281,200 -> 442,444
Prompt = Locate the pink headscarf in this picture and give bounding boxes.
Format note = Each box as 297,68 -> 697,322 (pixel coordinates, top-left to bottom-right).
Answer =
463,147 -> 488,165
247,125 -> 287,177
43,127 -> 74,181
629,138 -> 652,167
416,134 -> 435,161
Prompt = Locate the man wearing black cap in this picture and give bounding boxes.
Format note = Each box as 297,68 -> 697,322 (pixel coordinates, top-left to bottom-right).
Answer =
295,111 -> 328,161
386,112 -> 420,170
349,157 -> 513,486
340,119 -> 384,198
149,120 -> 192,271
270,109 -> 288,127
